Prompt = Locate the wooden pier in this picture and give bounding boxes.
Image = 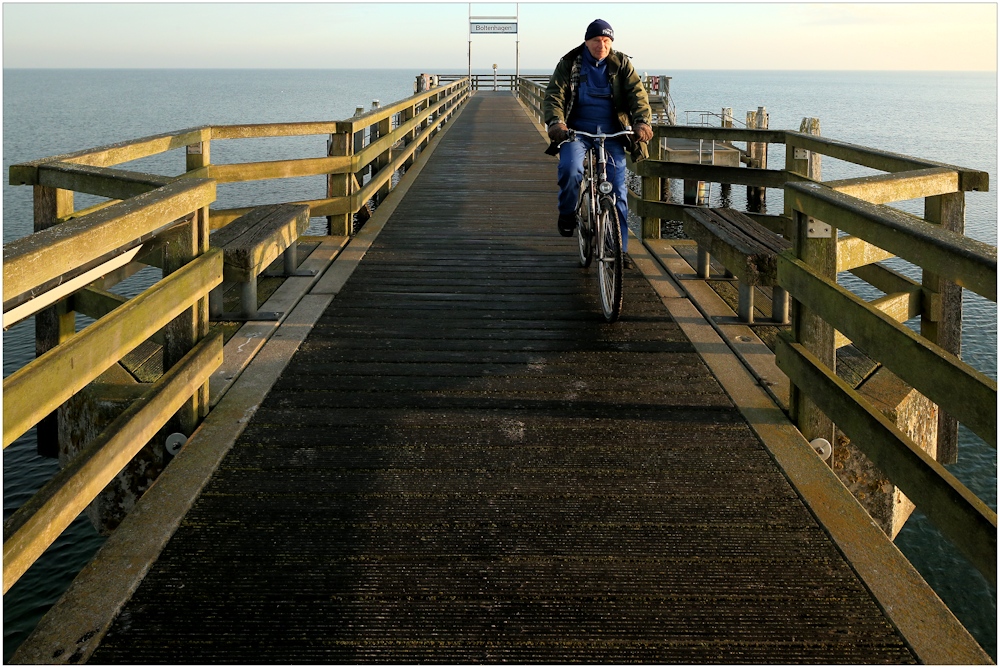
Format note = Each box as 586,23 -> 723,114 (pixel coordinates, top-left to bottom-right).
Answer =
4,80 -> 996,663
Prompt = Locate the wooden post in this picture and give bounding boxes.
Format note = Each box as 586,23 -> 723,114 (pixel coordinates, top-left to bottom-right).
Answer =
186,139 -> 210,174
327,131 -> 353,236
786,117 -> 834,453
33,185 -> 75,457
641,130 -> 662,240
375,108 -> 392,204
402,103 -> 417,171
923,192 -> 965,464
720,108 -> 733,204
187,140 -> 213,408
162,213 -> 203,435
746,107 -> 768,212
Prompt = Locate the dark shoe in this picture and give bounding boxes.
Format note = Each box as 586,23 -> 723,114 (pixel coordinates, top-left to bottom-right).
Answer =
623,256 -> 635,271
557,213 -> 576,237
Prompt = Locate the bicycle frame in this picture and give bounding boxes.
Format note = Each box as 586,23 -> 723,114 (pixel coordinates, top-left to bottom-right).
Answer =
562,128 -> 633,322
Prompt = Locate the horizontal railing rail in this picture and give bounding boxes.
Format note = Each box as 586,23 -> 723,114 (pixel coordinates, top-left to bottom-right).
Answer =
2,199 -> 221,591
438,73 -> 548,92
3,180 -> 216,311
515,74 -> 997,586
11,79 -> 471,234
3,77 -> 473,594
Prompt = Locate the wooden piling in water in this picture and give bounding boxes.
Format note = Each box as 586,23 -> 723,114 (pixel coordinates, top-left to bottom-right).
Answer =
922,192 -> 964,464
747,107 -> 769,211
33,185 -> 75,458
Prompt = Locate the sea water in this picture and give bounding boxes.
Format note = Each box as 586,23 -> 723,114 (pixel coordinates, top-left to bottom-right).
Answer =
3,68 -> 996,659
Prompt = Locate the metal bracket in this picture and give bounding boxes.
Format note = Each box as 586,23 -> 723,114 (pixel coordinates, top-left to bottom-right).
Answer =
794,147 -> 809,160
807,220 -> 832,238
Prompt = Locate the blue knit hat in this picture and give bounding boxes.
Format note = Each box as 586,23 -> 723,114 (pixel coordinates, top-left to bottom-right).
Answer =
585,19 -> 614,41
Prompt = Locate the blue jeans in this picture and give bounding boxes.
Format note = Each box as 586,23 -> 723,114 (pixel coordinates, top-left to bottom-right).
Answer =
557,136 -> 629,253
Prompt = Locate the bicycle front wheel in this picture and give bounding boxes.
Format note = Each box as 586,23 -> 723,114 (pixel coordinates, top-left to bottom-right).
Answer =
597,201 -> 623,323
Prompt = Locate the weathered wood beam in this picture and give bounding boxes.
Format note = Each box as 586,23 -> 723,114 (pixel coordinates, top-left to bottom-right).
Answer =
209,121 -> 339,140
786,133 -> 988,192
2,331 -> 222,593
786,182 -> 996,301
61,199 -> 120,222
2,248 -> 143,330
351,104 -> 448,209
634,161 -> 807,189
30,186 -> 75,457
9,127 -> 210,184
837,235 -> 896,272
833,290 -> 918,350
2,249 -> 222,448
37,162 -> 170,200
827,168 -> 960,204
204,156 -> 352,183
923,192 -> 967,465
334,80 -> 470,134
778,252 -> 997,446
199,87 -> 460,186
3,180 -> 216,304
775,334 -> 996,585
352,87 -> 464,167
849,262 -> 939,321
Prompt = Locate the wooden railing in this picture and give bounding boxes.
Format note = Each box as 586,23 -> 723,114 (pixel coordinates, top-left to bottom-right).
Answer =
2,78 -> 472,593
2,180 -> 222,592
517,76 -> 997,585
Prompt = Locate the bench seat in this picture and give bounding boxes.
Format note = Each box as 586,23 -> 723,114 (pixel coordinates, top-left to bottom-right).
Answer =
209,203 -> 315,320
683,207 -> 791,324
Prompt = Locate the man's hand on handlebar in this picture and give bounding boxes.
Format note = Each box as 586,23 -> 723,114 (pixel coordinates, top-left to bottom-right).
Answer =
633,122 -> 653,143
548,122 -> 572,144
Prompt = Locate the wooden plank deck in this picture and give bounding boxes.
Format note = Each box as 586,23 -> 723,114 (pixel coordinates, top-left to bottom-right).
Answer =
88,92 -> 917,663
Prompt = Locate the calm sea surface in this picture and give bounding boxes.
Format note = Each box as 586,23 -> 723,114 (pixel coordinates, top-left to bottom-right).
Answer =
3,68 -> 997,659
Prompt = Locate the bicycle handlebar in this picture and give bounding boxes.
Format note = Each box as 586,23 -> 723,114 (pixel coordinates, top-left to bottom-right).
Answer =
570,129 -> 634,139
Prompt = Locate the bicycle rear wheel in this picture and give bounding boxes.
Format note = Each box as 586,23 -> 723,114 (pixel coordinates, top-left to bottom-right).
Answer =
597,200 -> 623,322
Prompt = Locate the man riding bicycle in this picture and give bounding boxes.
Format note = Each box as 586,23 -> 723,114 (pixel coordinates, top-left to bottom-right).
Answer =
542,19 -> 653,260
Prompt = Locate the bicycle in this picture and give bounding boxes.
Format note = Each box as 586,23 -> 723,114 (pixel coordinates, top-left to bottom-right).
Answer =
566,128 -> 633,323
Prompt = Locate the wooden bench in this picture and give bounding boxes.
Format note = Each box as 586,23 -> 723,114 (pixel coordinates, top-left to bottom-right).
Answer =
209,203 -> 316,321
683,207 -> 791,324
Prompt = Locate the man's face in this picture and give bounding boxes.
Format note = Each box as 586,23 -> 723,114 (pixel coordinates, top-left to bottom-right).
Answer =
585,36 -> 612,61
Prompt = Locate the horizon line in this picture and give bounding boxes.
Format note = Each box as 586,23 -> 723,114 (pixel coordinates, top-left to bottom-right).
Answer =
4,66 -> 997,73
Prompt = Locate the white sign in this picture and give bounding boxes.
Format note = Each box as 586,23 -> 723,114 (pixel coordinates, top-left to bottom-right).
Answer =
470,22 -> 517,34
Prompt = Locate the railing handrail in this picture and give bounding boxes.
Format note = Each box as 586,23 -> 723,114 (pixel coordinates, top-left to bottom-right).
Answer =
513,73 -> 996,587
3,179 -> 216,308
3,76 -> 474,595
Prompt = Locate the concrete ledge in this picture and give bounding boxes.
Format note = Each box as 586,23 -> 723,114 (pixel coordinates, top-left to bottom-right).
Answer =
10,94 -> 470,666
208,236 -> 349,406
646,238 -> 790,409
639,235 -> 991,665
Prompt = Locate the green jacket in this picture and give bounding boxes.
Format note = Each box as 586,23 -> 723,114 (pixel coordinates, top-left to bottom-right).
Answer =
543,44 -> 652,162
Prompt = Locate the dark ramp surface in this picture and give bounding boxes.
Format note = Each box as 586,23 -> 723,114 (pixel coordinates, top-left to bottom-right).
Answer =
91,92 -> 916,663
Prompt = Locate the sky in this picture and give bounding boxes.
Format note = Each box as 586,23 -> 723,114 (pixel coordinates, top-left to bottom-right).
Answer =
1,1 -> 996,71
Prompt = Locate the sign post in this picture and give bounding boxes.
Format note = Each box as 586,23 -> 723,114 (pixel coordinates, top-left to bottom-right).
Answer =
468,4 -> 519,86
